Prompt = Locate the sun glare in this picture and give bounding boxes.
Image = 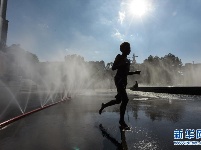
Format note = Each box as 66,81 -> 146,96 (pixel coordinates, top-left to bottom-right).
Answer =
129,0 -> 150,17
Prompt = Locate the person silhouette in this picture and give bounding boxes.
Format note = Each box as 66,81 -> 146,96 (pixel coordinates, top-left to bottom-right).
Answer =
99,42 -> 140,128
133,81 -> 138,89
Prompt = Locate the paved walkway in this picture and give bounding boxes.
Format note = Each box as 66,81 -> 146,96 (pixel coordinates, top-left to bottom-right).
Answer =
1,90 -> 201,150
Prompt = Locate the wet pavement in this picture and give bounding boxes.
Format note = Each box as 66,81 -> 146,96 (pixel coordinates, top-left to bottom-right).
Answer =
1,89 -> 201,150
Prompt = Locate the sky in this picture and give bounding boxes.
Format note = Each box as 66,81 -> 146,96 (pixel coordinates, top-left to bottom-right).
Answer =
6,0 -> 201,64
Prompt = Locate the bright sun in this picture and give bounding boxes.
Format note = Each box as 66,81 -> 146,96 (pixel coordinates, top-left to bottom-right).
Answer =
129,0 -> 150,17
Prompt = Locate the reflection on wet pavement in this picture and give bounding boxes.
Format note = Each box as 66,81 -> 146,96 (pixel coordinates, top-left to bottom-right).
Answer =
1,90 -> 201,150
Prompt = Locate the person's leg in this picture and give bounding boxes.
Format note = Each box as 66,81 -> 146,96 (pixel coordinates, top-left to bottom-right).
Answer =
99,97 -> 121,115
118,86 -> 129,126
119,97 -> 129,124
99,77 -> 122,115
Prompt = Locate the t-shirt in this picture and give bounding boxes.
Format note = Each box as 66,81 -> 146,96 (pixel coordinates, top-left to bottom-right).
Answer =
113,54 -> 130,79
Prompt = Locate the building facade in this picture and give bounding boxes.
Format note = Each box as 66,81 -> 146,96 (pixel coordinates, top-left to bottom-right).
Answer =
0,0 -> 8,49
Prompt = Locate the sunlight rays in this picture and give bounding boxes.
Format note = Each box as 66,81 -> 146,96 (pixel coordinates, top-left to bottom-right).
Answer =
129,0 -> 149,17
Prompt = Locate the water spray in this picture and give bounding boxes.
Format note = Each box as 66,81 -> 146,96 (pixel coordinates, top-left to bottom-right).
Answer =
0,97 -> 70,129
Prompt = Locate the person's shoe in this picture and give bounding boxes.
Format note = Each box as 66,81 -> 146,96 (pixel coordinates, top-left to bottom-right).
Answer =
119,120 -> 129,129
119,121 -> 130,130
99,103 -> 105,115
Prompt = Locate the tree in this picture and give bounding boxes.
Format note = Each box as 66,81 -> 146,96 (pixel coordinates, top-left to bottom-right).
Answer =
5,44 -> 39,79
162,53 -> 182,70
6,44 -> 39,63
142,53 -> 183,85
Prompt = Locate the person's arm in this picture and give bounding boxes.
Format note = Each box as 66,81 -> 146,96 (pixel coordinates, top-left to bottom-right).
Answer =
128,70 -> 141,75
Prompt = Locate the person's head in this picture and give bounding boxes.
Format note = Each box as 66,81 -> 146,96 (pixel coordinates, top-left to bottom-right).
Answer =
120,42 -> 131,55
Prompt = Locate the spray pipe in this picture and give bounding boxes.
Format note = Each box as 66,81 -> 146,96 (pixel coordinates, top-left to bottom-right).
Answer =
0,98 -> 70,129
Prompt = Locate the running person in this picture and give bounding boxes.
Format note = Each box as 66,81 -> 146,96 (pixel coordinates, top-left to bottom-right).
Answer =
99,42 -> 140,128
